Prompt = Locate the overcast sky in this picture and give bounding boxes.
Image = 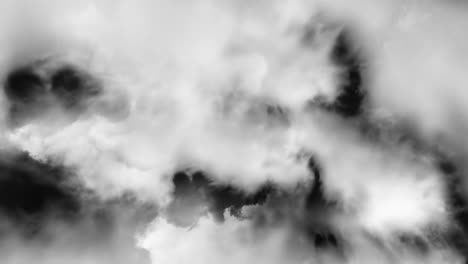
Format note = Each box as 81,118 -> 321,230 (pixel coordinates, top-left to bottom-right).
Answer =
1,0 -> 468,263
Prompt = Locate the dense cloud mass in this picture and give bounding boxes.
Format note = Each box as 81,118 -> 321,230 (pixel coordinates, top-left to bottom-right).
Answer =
1,0 -> 468,263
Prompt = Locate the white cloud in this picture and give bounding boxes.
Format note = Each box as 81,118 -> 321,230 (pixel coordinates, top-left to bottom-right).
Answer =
1,0 -> 467,263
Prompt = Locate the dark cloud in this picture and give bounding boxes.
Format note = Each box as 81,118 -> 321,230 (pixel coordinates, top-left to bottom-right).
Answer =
0,151 -> 154,264
50,65 -> 101,110
3,59 -> 130,129
166,155 -> 345,252
168,171 -> 273,224
4,66 -> 46,104
323,28 -> 367,118
4,65 -> 50,126
0,152 -> 79,223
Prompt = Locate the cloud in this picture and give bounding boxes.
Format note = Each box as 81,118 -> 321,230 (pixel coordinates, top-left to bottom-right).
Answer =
0,0 -> 468,263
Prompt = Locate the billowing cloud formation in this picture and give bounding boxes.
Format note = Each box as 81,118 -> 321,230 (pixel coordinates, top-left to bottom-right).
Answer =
1,0 -> 468,263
